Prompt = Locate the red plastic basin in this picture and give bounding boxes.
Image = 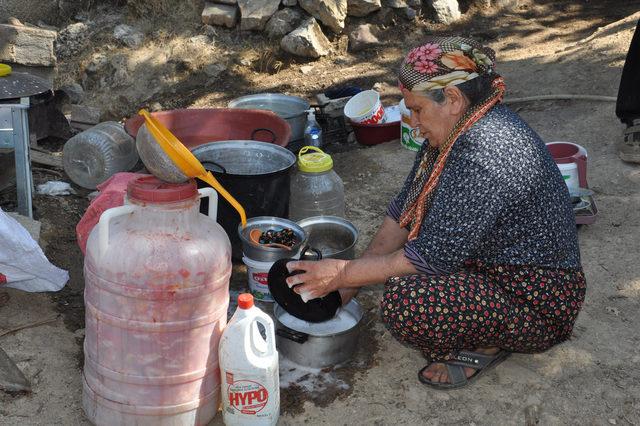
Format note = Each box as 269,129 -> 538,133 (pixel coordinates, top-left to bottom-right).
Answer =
350,119 -> 400,146
124,108 -> 292,149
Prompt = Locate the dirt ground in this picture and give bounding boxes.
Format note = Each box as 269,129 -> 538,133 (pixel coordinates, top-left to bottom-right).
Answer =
2,0 -> 640,424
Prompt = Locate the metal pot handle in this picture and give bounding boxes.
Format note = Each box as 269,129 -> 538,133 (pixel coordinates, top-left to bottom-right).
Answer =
276,327 -> 308,344
300,245 -> 322,261
201,161 -> 227,174
251,127 -> 276,144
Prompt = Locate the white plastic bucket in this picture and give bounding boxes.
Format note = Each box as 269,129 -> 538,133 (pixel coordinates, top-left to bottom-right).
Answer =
344,90 -> 386,124
557,162 -> 579,192
399,99 -> 425,151
242,256 -> 275,302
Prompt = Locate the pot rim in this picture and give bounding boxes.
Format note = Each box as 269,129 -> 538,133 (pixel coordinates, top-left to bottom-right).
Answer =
228,93 -> 310,120
238,216 -> 308,254
297,216 -> 359,256
273,298 -> 364,338
192,140 -> 296,176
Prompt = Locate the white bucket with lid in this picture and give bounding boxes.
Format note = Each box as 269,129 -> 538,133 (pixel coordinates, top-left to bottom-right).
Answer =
343,90 -> 386,124
399,99 -> 425,151
242,256 -> 275,302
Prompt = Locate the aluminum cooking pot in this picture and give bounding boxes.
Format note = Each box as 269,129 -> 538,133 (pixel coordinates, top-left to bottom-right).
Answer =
297,216 -> 358,260
274,299 -> 363,368
228,93 -> 310,142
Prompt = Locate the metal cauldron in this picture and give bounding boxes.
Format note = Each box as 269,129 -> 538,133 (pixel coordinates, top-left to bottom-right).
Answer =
228,93 -> 310,142
238,216 -> 308,263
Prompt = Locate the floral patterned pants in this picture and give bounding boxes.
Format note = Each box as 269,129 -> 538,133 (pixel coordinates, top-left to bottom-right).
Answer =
380,261 -> 586,362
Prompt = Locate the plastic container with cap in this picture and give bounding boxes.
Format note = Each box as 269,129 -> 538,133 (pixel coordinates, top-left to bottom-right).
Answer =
219,293 -> 279,426
289,146 -> 345,221
82,175 -> 231,425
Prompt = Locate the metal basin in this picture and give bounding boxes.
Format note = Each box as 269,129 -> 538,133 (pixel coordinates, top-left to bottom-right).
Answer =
274,299 -> 363,368
297,216 -> 358,260
228,93 -> 310,142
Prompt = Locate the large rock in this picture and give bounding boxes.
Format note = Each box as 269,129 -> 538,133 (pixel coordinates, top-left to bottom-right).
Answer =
347,0 -> 381,17
299,0 -> 347,34
348,23 -> 380,52
281,18 -> 331,58
202,2 -> 238,28
55,22 -> 89,59
0,23 -> 56,66
265,8 -> 304,39
237,0 -> 280,31
113,24 -> 144,48
430,0 -> 461,24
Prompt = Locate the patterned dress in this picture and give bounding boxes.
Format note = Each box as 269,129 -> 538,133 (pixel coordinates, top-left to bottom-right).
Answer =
382,105 -> 586,362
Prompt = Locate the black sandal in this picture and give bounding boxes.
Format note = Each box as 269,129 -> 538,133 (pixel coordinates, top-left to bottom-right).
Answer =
418,350 -> 511,390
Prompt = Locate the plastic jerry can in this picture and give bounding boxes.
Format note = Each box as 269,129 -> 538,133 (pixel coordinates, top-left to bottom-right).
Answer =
83,176 -> 231,426
219,294 -> 279,425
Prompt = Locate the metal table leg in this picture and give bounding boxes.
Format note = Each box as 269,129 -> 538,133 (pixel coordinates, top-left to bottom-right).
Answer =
0,99 -> 33,218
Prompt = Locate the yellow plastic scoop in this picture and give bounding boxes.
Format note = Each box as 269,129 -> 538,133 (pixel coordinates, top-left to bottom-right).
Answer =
138,109 -> 247,227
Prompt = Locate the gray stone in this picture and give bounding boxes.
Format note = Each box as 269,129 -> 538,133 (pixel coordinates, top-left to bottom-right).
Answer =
203,63 -> 226,78
265,8 -> 304,39
113,24 -> 144,48
430,0 -> 461,24
215,0 -> 237,3
280,17 -> 331,58
189,34 -> 211,44
0,23 -> 56,67
70,104 -> 101,125
282,0 -> 297,5
299,0 -> 347,34
406,0 -> 421,6
403,6 -> 417,19
202,24 -> 217,38
493,0 -> 519,10
59,82 -> 84,103
0,347 -> 31,393
384,0 -> 407,7
237,0 -> 280,31
201,2 -> 238,28
56,22 -> 89,59
348,24 -> 380,52
347,0 -> 381,17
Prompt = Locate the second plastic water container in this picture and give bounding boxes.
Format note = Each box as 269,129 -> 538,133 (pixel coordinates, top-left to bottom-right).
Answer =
289,146 -> 345,221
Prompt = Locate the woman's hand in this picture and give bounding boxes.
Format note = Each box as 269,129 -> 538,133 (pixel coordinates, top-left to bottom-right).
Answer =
285,259 -> 349,302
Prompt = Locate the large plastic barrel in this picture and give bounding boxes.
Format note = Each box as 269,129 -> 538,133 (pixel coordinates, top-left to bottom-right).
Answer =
82,176 -> 231,425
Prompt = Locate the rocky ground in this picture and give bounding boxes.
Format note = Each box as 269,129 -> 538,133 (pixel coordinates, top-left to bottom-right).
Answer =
2,0 -> 640,424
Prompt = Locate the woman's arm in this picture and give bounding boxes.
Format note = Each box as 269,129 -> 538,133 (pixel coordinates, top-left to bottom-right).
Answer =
286,217 -> 417,301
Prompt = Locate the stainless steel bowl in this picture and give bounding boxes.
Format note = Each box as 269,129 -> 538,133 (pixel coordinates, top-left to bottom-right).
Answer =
228,93 -> 310,142
297,216 -> 358,260
238,216 -> 308,262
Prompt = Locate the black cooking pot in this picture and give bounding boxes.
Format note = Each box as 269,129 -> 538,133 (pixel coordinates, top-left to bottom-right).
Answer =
191,140 -> 297,260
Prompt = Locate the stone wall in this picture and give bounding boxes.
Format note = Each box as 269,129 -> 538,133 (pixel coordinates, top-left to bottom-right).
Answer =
200,0 -> 519,58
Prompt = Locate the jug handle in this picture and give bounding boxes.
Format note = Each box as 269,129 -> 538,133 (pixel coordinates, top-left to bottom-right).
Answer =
98,205 -> 137,258
198,187 -> 218,221
249,313 -> 277,358
576,152 -> 588,189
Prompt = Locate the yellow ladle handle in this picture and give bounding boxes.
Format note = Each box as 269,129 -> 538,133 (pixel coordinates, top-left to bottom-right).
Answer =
199,171 -> 247,227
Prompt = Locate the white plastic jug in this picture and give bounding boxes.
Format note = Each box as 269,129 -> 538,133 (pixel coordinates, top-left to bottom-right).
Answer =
219,294 -> 279,425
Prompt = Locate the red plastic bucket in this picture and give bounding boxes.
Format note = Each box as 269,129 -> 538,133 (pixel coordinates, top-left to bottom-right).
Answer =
546,142 -> 588,188
124,108 -> 292,149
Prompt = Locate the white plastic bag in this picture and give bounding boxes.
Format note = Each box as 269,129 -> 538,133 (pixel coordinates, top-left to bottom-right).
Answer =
36,181 -> 75,196
0,208 -> 69,292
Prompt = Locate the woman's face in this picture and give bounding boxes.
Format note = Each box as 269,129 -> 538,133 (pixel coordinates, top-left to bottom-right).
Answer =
402,87 -> 469,148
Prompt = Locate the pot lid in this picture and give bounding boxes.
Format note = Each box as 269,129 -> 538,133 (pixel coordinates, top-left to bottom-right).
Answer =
0,71 -> 52,100
268,258 -> 341,323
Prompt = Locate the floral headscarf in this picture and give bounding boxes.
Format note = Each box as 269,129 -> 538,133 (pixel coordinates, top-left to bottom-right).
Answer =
398,36 -> 497,92
397,36 -> 506,240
